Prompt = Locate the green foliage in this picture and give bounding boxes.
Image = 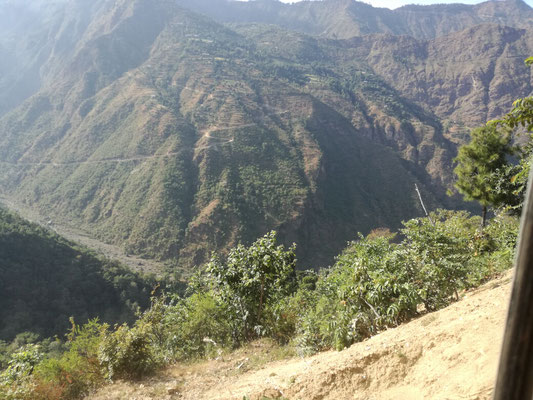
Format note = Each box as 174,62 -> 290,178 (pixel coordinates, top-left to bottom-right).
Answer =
149,292 -> 233,361
128,231 -> 301,363
205,231 -> 297,343
295,232 -> 419,353
0,344 -> 43,398
502,96 -> 533,132
98,321 -> 159,381
294,210 -> 518,354
0,214 -> 518,398
464,214 -> 518,287
482,56 -> 533,213
453,125 -> 516,221
400,210 -> 476,309
33,319 -> 107,399
0,207 -> 153,341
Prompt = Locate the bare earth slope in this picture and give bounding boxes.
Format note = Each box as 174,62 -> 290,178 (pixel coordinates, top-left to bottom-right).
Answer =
87,271 -> 513,400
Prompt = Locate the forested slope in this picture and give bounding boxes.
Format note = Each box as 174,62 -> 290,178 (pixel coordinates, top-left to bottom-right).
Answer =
0,0 -> 531,268
0,207 -> 152,341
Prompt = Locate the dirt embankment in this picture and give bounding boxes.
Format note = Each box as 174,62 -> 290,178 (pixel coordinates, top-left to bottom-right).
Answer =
87,271 -> 513,400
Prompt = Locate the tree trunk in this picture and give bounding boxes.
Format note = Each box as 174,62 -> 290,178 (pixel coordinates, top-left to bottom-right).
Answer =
258,277 -> 265,328
481,205 -> 487,228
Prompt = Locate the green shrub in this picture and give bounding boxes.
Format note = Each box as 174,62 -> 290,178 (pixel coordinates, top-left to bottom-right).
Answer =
32,319 -> 107,400
295,233 -> 420,352
263,295 -> 297,344
464,214 -> 518,287
0,344 -> 42,400
98,320 -> 160,381
158,292 -> 233,361
400,210 -> 478,310
205,231 -> 297,343
294,210 -> 518,354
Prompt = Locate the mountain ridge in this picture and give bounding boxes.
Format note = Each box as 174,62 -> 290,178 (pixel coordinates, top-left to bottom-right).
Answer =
174,0 -> 533,40
0,0 -> 531,268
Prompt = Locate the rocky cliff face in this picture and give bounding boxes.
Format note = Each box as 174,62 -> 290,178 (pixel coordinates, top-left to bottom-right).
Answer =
0,0 -> 531,268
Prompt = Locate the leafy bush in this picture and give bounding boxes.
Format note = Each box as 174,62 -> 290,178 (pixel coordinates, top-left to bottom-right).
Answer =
399,210 -> 477,310
205,231 -> 297,343
156,291 -> 233,361
0,344 -> 42,400
464,214 -> 518,287
295,233 -> 419,352
263,295 -> 298,344
98,320 -> 160,381
294,210 -> 518,354
32,319 -> 106,400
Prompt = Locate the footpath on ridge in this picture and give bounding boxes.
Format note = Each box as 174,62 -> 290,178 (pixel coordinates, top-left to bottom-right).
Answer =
87,271 -> 513,400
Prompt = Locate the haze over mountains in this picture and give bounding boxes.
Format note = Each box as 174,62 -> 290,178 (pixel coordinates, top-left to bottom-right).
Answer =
0,0 -> 531,268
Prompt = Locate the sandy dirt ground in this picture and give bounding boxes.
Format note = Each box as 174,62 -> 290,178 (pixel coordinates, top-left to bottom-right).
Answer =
87,271 -> 514,400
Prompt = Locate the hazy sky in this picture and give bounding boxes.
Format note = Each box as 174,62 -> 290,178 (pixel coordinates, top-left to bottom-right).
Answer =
277,0 -> 533,9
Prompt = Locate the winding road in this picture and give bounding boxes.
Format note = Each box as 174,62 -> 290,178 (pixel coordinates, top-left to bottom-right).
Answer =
0,109 -> 290,167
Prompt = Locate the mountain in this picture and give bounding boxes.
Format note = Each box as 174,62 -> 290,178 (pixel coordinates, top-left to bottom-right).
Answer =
174,0 -> 533,40
0,207 -> 152,341
0,0 -> 107,117
0,0 -> 531,269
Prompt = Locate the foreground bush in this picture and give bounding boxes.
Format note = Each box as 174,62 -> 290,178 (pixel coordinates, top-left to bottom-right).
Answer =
135,231 -> 298,362
32,320 -> 105,400
204,231 -> 297,343
0,344 -> 42,400
152,291 -> 234,361
98,321 -> 160,381
294,210 -> 518,353
0,217 -> 518,398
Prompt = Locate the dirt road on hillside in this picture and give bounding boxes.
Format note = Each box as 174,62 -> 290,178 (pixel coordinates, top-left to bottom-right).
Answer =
88,271 -> 514,400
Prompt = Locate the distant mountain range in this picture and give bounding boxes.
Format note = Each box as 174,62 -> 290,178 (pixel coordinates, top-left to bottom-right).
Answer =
0,0 -> 531,268
175,0 -> 533,40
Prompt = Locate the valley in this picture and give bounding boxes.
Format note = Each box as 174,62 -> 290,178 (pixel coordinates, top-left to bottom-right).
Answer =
0,0 -> 531,270
0,195 -> 165,275
0,1 -> 531,398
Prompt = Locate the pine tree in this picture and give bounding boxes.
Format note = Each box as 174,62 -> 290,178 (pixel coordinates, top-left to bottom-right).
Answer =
453,125 -> 515,227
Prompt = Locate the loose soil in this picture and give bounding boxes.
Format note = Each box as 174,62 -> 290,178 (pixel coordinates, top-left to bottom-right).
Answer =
87,271 -> 514,400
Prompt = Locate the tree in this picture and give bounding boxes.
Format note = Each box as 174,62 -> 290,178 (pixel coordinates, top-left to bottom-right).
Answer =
453,125 -> 515,227
486,56 -> 533,213
205,231 -> 297,341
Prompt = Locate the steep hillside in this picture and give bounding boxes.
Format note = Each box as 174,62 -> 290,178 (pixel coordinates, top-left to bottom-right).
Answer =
0,0 -> 108,117
0,0 -> 531,269
352,24 -> 533,127
0,0 -> 440,268
236,22 -> 533,178
175,0 -> 533,40
0,207 -> 152,341
86,270 -> 513,400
